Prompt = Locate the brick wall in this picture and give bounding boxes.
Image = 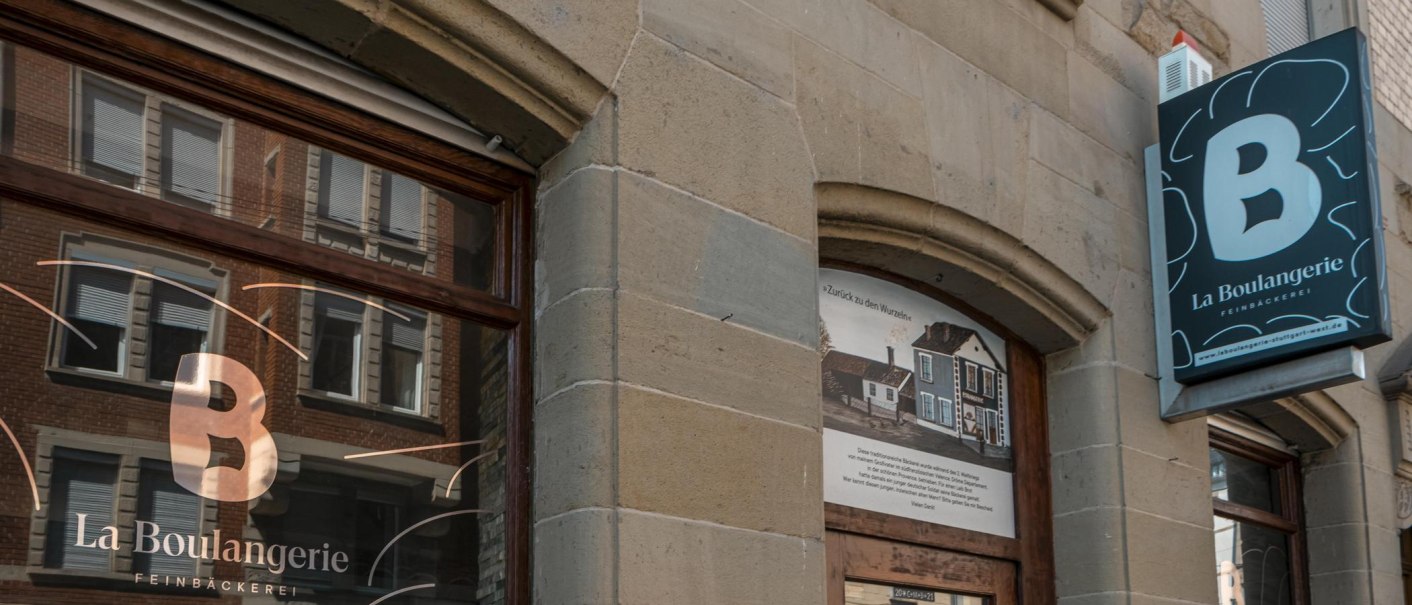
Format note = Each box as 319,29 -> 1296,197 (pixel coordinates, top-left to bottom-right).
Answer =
1370,0 -> 1412,130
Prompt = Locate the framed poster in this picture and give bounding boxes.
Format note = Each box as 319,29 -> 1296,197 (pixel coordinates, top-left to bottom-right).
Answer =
819,268 -> 1015,538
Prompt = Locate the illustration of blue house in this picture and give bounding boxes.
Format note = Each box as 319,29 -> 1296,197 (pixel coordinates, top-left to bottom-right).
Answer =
911,322 -> 1009,450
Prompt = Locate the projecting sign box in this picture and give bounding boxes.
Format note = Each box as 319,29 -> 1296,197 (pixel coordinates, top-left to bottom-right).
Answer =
1156,28 -> 1390,385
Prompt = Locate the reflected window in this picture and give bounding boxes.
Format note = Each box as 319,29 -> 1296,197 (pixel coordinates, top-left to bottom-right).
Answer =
79,75 -> 144,189
147,279 -> 214,382
61,265 -> 131,374
380,306 -> 425,412
380,172 -> 423,242
44,448 -> 119,571
1211,427 -> 1306,605
312,292 -> 363,398
159,106 -> 223,208
51,236 -> 225,385
267,471 -> 409,591
134,461 -> 202,576
317,150 -> 366,228
77,73 -> 228,209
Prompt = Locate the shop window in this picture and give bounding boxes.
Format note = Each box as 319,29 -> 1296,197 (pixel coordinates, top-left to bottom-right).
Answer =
0,18 -> 530,602
311,291 -> 364,398
1211,429 -> 1307,605
919,352 -> 933,383
43,448 -> 119,572
76,73 -> 229,210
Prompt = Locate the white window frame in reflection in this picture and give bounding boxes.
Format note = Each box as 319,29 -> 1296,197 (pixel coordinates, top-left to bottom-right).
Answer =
304,147 -> 439,275
71,70 -> 233,215
299,283 -> 442,418
47,233 -> 227,389
28,429 -> 218,584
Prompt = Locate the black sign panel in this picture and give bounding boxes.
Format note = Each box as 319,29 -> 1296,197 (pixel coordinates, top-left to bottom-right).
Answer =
1158,28 -> 1390,384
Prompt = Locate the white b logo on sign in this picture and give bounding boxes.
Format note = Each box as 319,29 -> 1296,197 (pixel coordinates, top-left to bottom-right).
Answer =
169,353 -> 278,502
1202,113 -> 1322,261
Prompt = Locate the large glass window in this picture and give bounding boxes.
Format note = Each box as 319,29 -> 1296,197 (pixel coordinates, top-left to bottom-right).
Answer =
0,29 -> 527,604
1211,429 -> 1307,605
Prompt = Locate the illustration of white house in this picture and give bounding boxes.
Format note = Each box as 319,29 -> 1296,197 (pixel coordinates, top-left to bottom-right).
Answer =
821,346 -> 915,421
910,322 -> 1009,450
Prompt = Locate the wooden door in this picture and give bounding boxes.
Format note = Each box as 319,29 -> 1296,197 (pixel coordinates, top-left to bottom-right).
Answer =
827,531 -> 1017,605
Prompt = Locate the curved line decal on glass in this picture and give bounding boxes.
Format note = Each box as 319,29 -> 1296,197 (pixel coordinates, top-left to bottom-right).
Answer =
367,509 -> 484,586
0,416 -> 40,511
0,282 -> 97,350
37,260 -> 308,360
342,440 -> 484,460
446,448 -> 497,498
241,283 -> 412,321
369,583 -> 437,605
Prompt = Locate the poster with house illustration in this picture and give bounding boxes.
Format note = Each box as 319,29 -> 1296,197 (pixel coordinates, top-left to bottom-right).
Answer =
820,268 -> 1016,538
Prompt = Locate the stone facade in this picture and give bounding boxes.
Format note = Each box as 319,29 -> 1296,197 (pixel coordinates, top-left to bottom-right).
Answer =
1370,0 -> 1412,131
100,0 -> 1412,602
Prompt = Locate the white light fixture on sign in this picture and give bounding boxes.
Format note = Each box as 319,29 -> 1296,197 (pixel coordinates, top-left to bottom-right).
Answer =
1158,31 -> 1213,103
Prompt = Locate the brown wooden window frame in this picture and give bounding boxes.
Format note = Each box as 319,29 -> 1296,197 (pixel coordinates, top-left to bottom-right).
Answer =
0,2 -> 535,603
1210,428 -> 1310,605
820,259 -> 1054,604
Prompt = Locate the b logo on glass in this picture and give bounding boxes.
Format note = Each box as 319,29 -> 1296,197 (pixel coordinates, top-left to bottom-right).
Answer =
169,353 -> 278,502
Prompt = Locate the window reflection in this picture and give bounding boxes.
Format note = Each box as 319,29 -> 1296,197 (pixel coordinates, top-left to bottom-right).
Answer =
1214,516 -> 1293,605
6,43 -> 500,292
0,202 -> 507,603
312,291 -> 364,398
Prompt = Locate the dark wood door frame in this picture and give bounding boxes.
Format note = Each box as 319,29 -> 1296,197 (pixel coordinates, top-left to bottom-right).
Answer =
827,531 -> 1019,605
821,259 -> 1055,604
